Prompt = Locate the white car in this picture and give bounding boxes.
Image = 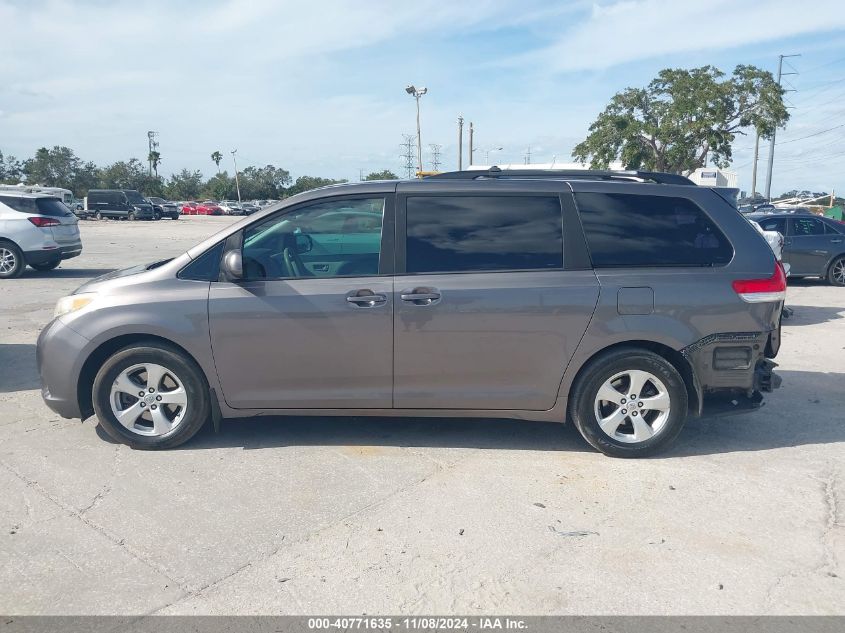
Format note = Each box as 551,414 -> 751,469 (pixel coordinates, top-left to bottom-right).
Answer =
0,191 -> 82,279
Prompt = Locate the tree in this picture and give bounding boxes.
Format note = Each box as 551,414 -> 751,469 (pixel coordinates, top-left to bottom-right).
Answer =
23,146 -> 81,187
148,150 -> 161,177
211,151 -> 223,173
203,172 -> 237,201
573,65 -> 789,174
0,151 -> 24,184
238,164 -> 292,199
99,158 -> 163,196
286,175 -> 347,196
364,169 -> 398,180
165,168 -> 204,200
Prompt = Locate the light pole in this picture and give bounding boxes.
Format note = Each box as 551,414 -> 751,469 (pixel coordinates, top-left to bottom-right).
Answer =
765,53 -> 800,200
231,149 -> 242,205
405,85 -> 427,176
483,146 -> 503,164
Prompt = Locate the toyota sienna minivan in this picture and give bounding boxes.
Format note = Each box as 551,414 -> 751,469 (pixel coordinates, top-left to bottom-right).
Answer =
37,169 -> 785,457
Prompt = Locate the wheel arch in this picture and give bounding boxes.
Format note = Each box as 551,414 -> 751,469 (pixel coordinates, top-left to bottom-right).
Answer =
567,340 -> 701,417
77,333 -> 208,419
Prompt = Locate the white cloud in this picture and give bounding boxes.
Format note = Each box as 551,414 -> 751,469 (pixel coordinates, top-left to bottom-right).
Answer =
523,0 -> 845,72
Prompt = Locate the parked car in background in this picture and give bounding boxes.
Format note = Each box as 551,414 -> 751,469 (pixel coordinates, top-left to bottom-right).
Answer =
200,201 -> 224,216
0,191 -> 82,278
147,197 -> 180,220
38,169 -> 784,457
86,190 -> 155,220
750,212 -> 845,286
241,202 -> 260,215
181,202 -> 199,215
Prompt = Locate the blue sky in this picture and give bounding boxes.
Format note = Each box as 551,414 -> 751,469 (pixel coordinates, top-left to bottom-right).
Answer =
1,0 -> 844,196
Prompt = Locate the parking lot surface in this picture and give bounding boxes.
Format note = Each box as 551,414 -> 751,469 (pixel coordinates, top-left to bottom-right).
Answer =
1,216 -> 843,615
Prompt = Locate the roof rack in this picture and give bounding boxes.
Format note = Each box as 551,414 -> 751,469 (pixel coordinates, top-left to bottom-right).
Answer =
425,167 -> 695,186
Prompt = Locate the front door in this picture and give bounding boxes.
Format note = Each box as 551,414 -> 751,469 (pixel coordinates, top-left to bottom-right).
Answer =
208,194 -> 394,409
392,190 -> 599,411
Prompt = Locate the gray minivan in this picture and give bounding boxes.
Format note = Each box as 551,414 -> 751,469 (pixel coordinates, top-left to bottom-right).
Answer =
37,169 -> 785,457
86,189 -> 155,220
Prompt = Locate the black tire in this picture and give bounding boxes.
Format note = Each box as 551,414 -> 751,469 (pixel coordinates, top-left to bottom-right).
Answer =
0,240 -> 25,279
128,212 -> 136,221
153,212 -> 162,221
569,348 -> 689,458
827,255 -> 845,286
171,214 -> 180,220
95,211 -> 104,220
30,259 -> 61,272
92,343 -> 210,449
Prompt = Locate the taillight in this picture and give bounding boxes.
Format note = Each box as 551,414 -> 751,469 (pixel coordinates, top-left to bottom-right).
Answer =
28,217 -> 60,227
732,262 -> 787,303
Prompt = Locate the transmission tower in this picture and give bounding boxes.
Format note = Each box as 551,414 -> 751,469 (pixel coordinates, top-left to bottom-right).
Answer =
429,143 -> 442,172
400,134 -> 416,179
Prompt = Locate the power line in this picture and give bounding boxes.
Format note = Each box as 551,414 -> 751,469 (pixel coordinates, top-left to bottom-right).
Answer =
776,122 -> 845,145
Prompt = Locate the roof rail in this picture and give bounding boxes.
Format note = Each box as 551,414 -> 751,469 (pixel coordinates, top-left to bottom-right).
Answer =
425,167 -> 695,186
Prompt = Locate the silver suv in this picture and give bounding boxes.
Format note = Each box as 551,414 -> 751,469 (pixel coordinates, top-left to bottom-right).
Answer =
0,192 -> 83,278
37,169 -> 784,457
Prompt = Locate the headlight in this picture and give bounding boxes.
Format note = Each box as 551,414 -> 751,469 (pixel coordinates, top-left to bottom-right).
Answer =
54,293 -> 97,318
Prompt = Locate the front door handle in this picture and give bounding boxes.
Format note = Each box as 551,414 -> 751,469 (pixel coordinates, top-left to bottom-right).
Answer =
346,290 -> 387,307
831,239 -> 843,244
400,287 -> 441,306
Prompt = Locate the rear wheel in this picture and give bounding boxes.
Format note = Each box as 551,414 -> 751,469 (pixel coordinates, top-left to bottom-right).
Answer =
30,260 -> 61,272
828,256 -> 845,286
569,348 -> 688,458
0,241 -> 25,279
127,211 -> 137,221
92,344 -> 210,449
95,211 -> 104,220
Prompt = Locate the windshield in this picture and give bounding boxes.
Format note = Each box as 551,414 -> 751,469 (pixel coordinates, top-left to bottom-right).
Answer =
0,196 -> 73,217
125,191 -> 145,203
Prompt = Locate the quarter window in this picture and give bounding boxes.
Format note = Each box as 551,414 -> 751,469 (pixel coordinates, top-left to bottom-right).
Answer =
242,198 -> 385,279
405,196 -> 563,274
575,193 -> 733,267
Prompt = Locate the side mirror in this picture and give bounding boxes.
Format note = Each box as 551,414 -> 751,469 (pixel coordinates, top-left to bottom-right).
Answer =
295,233 -> 313,254
221,250 -> 243,280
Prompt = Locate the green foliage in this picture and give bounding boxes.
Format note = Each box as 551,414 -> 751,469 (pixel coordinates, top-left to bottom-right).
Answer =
148,151 -> 162,176
238,165 -> 292,200
573,65 -> 790,174
165,169 -> 204,200
364,169 -> 398,180
0,150 -> 24,183
99,158 -> 163,195
211,151 -> 223,171
287,175 -> 348,196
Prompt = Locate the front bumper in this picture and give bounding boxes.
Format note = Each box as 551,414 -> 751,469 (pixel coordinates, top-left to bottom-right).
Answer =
36,318 -> 90,419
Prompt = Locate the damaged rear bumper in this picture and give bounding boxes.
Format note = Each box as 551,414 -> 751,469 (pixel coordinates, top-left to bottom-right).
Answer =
682,332 -> 782,418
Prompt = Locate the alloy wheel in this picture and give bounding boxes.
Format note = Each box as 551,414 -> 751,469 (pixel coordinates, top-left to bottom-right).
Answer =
110,363 -> 188,436
593,369 -> 672,443
0,247 -> 17,274
832,259 -> 845,285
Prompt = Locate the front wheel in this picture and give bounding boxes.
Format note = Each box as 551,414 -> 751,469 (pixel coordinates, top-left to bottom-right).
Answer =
95,211 -> 104,220
92,344 -> 210,449
127,212 -> 136,221
569,348 -> 688,458
828,256 -> 845,286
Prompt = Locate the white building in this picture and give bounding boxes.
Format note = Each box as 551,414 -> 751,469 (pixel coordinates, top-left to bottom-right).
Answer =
688,167 -> 738,188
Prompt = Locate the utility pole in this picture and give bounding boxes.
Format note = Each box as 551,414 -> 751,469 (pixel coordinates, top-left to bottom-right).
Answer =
765,53 -> 800,200
147,131 -> 159,176
430,144 -> 441,172
457,116 -> 464,170
400,134 -> 416,179
524,145 -> 532,164
231,149 -> 242,204
751,132 -> 760,199
468,122 -> 474,166
359,168 -> 364,181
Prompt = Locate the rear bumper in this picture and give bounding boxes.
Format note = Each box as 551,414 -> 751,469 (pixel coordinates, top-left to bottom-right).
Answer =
24,243 -> 82,265
683,331 -> 782,417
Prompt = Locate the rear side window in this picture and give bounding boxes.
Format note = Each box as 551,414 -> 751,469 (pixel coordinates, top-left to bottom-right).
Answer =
405,196 -> 563,274
790,217 -> 825,236
0,196 -> 72,217
575,193 -> 733,267
758,217 -> 787,234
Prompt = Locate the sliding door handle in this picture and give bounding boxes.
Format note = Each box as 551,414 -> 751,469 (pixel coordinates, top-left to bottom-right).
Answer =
400,288 -> 441,305
346,290 -> 387,307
